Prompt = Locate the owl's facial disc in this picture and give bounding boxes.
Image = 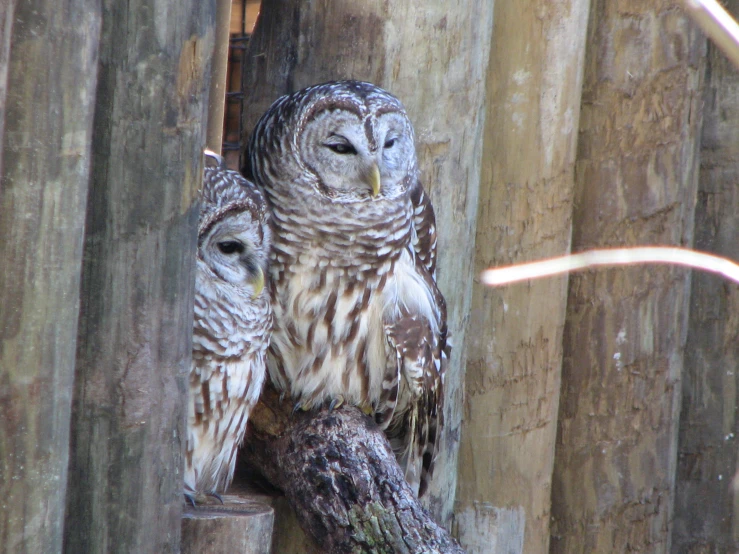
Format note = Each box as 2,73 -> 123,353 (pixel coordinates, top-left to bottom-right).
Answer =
300,109 -> 414,201
201,215 -> 265,295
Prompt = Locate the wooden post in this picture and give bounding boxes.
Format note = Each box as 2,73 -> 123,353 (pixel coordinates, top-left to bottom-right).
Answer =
206,0 -> 233,154
455,2 -> 591,553
550,2 -> 706,552
62,1 -> 214,552
0,1 -> 100,552
181,496 -> 274,554
672,3 -> 739,550
240,0 -> 494,527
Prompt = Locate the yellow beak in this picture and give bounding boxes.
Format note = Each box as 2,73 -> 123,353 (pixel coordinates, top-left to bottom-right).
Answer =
366,163 -> 381,197
250,266 -> 265,298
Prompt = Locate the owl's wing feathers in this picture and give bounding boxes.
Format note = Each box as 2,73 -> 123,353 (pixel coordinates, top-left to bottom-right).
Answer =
382,313 -> 445,497
378,177 -> 449,497
409,176 -> 438,278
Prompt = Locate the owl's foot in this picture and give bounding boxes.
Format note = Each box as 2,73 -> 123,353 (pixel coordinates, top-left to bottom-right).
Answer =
184,491 -> 224,507
328,396 -> 345,412
292,401 -> 307,415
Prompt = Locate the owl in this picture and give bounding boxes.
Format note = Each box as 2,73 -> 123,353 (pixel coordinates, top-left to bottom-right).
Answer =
185,151 -> 273,503
246,81 -> 449,496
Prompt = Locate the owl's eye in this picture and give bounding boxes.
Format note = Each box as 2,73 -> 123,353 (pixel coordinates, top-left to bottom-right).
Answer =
384,138 -> 396,149
217,241 -> 245,255
324,142 -> 357,155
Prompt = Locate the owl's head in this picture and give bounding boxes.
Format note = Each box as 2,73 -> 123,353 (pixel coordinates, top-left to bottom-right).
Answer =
198,163 -> 271,297
249,81 -> 418,204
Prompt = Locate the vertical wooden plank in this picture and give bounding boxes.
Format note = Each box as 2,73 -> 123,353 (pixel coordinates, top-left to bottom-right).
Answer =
62,0 -> 214,552
206,0 -> 233,154
241,0 -> 494,527
550,2 -> 706,552
0,0 -> 101,551
672,3 -> 739,550
456,2 -> 591,553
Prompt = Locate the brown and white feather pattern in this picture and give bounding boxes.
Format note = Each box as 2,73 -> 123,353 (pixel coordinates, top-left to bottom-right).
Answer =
247,81 -> 448,496
186,156 -> 273,495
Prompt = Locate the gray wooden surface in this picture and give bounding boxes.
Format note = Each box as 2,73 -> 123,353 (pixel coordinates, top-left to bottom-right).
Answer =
0,0 -> 100,551
673,3 -> 739,550
62,0 -> 214,551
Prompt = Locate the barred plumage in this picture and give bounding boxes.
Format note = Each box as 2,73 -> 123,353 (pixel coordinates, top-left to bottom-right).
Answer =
247,81 -> 448,497
185,152 -> 273,499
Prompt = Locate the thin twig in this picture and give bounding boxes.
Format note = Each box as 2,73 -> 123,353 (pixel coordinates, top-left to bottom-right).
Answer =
682,0 -> 739,69
481,247 -> 739,286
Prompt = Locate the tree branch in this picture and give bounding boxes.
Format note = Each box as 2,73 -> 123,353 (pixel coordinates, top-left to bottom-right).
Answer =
242,385 -> 464,554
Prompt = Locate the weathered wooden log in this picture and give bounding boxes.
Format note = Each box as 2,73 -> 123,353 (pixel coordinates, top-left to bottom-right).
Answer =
62,1 -> 214,552
0,0 -> 100,551
550,2 -> 706,552
673,3 -> 739,550
241,385 -> 464,554
456,1 -> 591,552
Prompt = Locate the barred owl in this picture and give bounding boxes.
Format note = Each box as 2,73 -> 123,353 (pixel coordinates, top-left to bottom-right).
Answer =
185,151 -> 272,502
246,81 -> 448,496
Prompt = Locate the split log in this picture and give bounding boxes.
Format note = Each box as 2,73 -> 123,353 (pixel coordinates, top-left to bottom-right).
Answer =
241,385 -> 464,554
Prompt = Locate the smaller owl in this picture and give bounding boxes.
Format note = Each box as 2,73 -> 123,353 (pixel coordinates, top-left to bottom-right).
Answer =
185,151 -> 272,503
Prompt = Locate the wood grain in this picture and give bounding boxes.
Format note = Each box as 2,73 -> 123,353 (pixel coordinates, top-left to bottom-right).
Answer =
62,1 -> 214,552
550,2 -> 706,552
0,1 -> 100,551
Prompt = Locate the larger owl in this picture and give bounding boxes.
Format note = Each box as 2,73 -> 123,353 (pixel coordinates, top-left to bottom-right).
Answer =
246,81 -> 449,496
185,152 -> 272,502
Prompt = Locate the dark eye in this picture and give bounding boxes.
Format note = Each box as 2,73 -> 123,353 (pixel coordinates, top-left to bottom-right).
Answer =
217,241 -> 245,255
325,142 -> 357,155
384,138 -> 396,149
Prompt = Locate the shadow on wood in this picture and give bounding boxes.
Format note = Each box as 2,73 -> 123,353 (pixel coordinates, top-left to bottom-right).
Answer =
240,384 -> 464,554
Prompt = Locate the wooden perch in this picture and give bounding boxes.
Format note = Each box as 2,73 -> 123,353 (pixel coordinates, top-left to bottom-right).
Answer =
241,385 -> 464,554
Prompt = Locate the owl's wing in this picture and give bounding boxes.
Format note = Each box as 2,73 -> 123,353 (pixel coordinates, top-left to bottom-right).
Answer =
409,176 -> 438,278
381,312 -> 446,497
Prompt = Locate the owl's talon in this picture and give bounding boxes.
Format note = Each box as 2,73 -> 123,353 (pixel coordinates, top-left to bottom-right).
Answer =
184,492 -> 197,507
328,396 -> 345,412
292,401 -> 303,415
207,491 -> 224,505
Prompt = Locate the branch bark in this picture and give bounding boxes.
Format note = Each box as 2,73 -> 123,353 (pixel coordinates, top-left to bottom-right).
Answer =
242,385 -> 464,554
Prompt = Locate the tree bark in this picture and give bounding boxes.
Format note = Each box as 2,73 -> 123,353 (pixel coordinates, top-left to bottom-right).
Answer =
62,1 -> 214,552
672,3 -> 739,551
241,0 -> 494,527
242,385 -> 464,554
550,2 -> 706,552
456,2 -> 591,553
0,1 -> 100,552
